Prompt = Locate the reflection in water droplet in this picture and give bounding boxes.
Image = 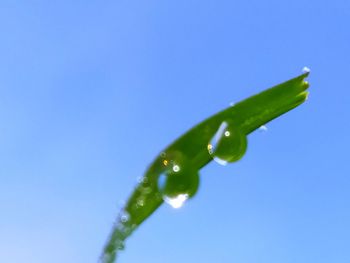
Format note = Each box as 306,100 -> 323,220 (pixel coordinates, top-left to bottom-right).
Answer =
173,165 -> 180,172
163,194 -> 189,209
208,121 -> 247,165
213,157 -> 229,166
157,151 -> 199,208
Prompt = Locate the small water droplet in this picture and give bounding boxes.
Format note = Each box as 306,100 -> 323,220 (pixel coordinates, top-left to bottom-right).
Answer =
259,125 -> 268,132
163,194 -> 189,209
172,165 -> 180,172
213,157 -> 229,166
120,211 -> 130,223
229,102 -> 236,106
302,66 -> 310,74
157,151 -> 199,208
208,121 -> 247,165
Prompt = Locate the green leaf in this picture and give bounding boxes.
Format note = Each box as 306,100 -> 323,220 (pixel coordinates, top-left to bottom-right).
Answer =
99,72 -> 310,263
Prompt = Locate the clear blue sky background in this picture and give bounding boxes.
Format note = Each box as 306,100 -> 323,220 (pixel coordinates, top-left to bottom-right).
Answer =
1,1 -> 349,263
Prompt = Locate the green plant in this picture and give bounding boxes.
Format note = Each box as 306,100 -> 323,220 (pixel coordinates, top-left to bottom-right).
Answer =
99,70 -> 310,263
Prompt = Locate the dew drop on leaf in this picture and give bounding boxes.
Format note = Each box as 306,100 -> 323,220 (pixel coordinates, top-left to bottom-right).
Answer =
302,66 -> 310,74
258,125 -> 268,132
120,211 -> 130,223
207,121 -> 247,165
157,151 -> 199,208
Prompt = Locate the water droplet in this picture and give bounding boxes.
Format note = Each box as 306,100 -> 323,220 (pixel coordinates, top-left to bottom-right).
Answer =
172,165 -> 180,172
120,211 -> 130,223
259,125 -> 268,132
157,151 -> 199,208
229,102 -> 236,106
302,66 -> 310,74
208,121 -> 247,165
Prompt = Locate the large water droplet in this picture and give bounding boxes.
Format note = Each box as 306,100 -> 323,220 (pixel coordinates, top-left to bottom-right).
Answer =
208,121 -> 247,165
157,151 -> 199,208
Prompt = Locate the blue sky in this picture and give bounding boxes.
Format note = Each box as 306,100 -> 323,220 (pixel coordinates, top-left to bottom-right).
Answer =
0,1 -> 349,262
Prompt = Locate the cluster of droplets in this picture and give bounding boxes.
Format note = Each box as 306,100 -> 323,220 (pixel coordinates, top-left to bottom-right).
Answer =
112,211 -> 133,250
135,176 -> 151,208
155,121 -> 251,208
100,210 -> 136,263
207,121 -> 247,166
101,122 -> 260,261
156,151 -> 199,209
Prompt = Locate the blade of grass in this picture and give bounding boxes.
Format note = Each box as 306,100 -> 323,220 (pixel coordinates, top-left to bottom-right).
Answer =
99,71 -> 310,263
